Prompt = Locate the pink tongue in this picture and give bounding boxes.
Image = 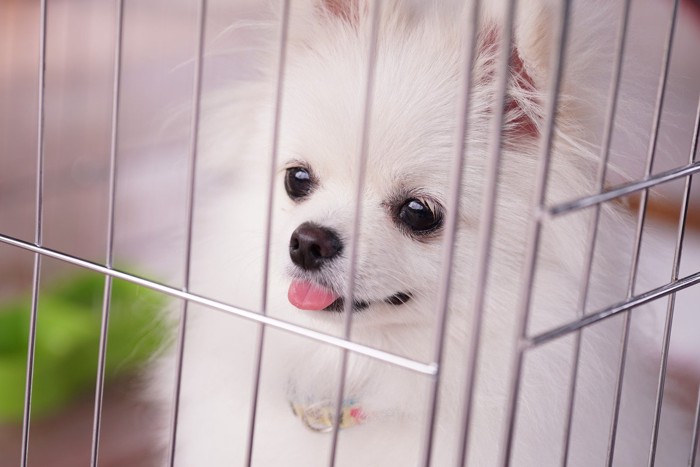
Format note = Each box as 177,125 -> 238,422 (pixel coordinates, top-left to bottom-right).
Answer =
288,280 -> 339,311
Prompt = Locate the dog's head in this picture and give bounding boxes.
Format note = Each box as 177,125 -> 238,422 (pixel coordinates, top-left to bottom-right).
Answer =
263,0 -> 605,326
272,3 -> 488,326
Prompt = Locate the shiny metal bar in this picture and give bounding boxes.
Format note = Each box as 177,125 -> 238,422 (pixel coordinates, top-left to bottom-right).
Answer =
328,2 -> 381,465
0,233 -> 437,373
547,162 -> 700,218
562,1 -> 632,463
691,385 -> 700,466
20,0 -> 48,464
244,0 -> 291,464
89,0 -> 125,465
647,93 -> 699,467
422,0 -> 481,465
607,1 -> 679,463
21,258 -> 41,467
501,2 -> 571,465
424,0 -> 502,464
167,0 -> 208,464
605,288 -> 633,463
528,271 -> 700,347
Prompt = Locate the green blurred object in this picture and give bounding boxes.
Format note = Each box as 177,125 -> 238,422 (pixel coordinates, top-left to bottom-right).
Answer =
0,272 -> 168,423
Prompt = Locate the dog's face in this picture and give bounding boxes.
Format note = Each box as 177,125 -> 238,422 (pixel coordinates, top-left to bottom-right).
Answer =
261,0 -> 551,329
268,11 -> 491,327
277,149 -> 451,323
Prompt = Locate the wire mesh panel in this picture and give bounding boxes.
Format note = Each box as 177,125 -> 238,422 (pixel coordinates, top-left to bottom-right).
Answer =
0,0 -> 699,466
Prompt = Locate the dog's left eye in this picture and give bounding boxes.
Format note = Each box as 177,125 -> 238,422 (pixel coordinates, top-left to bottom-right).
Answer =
285,167 -> 314,200
398,198 -> 442,234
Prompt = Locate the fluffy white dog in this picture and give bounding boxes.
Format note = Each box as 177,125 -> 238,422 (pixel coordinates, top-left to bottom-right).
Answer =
152,0 -> 692,465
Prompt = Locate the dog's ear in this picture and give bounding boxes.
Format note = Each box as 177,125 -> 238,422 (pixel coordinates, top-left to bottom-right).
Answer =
282,0 -> 364,48
289,0 -> 424,32
317,0 -> 363,25
479,0 -> 559,90
287,0 -> 366,29
478,0 -> 614,137
473,2 -> 553,139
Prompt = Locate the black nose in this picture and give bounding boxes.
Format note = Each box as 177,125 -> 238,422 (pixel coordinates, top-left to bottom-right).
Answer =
289,222 -> 343,271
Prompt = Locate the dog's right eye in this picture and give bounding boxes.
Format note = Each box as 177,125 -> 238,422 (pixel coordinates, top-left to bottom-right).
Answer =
285,167 -> 314,200
397,198 -> 443,235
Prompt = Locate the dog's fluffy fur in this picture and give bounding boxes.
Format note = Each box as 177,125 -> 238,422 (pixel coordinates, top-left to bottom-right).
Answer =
152,1 -> 692,465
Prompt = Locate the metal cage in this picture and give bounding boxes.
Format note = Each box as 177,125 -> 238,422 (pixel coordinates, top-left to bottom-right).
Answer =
0,0 -> 698,466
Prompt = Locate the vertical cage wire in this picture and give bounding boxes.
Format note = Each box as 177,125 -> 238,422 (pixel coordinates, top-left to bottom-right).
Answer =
647,112 -> 693,466
449,2 -> 490,466
648,94 -> 700,467
561,1 -> 632,465
327,2 -> 381,465
440,0 -> 515,464
89,0 -> 125,465
607,1 -> 679,464
501,0 -> 571,465
418,0 -> 481,464
657,95 -> 699,466
688,98 -> 700,467
19,0 -> 48,465
244,0 -> 291,464
646,90 -> 698,466
692,385 -> 700,466
167,0 -> 208,464
421,0 -> 490,460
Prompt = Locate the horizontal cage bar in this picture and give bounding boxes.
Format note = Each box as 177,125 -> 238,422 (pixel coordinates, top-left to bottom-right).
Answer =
528,270 -> 700,347
547,161 -> 700,217
0,233 -> 437,376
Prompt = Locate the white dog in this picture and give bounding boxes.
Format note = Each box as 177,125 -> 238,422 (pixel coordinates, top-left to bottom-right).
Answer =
152,1 -> 692,465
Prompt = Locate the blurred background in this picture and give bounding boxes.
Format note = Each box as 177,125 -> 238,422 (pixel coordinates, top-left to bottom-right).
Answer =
0,0 -> 699,465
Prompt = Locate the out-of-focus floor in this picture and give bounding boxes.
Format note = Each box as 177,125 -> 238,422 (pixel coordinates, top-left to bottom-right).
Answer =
0,0 -> 699,465
0,379 -> 160,467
